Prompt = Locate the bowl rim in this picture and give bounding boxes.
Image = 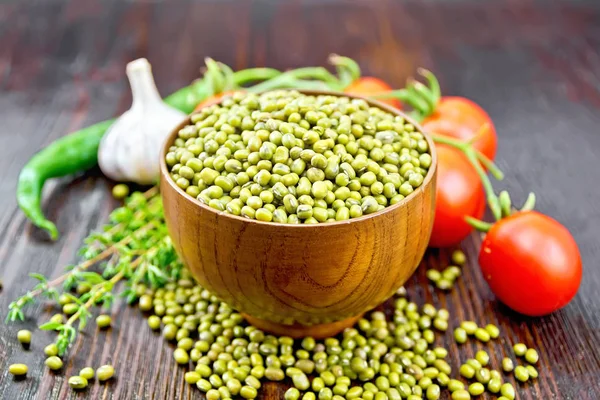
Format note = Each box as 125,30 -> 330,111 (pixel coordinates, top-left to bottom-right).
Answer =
159,89 -> 437,228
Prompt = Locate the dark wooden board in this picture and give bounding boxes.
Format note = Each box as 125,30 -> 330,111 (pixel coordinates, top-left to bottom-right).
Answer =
1,1 -> 599,399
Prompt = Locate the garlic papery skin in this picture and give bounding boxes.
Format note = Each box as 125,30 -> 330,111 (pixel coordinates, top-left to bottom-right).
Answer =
98,58 -> 186,184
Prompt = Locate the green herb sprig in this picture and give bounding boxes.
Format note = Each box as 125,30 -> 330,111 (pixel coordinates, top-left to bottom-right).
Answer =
5,187 -> 181,356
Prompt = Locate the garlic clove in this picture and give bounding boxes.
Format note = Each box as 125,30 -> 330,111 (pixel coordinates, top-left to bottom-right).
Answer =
98,58 -> 186,184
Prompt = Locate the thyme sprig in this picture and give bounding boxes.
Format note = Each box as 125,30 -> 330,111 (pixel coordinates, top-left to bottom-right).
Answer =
5,187 -> 182,357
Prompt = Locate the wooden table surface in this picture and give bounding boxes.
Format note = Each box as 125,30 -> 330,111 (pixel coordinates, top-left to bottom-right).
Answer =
1,0 -> 600,399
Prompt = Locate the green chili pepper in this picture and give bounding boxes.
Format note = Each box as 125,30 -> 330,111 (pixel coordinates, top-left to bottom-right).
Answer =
17,119 -> 114,239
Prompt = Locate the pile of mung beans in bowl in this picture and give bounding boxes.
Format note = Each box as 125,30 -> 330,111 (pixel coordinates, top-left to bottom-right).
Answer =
163,90 -> 433,223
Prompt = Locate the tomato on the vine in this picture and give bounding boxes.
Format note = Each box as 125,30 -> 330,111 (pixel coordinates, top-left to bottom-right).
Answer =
478,211 -> 582,316
428,145 -> 485,248
422,97 -> 497,161
345,77 -> 402,109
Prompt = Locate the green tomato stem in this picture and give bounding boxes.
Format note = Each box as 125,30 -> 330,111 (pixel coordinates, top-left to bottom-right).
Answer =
329,54 -> 361,88
520,192 -> 536,211
417,68 -> 441,106
499,191 -> 512,217
430,133 -> 502,221
372,89 -> 429,121
218,62 -> 236,91
204,58 -> 225,96
475,151 -> 504,180
232,68 -> 282,86
409,80 -> 436,116
465,216 -> 493,233
247,67 -> 339,92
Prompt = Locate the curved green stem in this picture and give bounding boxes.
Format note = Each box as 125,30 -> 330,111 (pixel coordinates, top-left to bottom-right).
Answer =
329,54 -> 361,88
232,68 -> 282,86
499,190 -> 512,217
409,80 -> 436,115
248,67 -> 341,93
465,216 -> 493,233
475,152 -> 504,180
521,192 -> 536,211
417,68 -> 441,106
218,62 -> 236,91
204,58 -> 225,96
290,67 -> 341,89
431,133 -> 502,221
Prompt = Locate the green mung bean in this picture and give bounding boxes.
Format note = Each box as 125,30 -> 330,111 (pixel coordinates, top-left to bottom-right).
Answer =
526,365 -> 539,379
451,389 -> 471,400
513,343 -> 527,356
68,376 -> 88,390
475,367 -> 491,384
448,379 -> 464,392
80,367 -> 95,380
96,314 -> 112,329
525,348 -> 539,364
97,365 -> 115,381
475,350 -> 489,366
451,250 -> 466,265
459,364 -> 475,379
485,324 -> 500,338
488,377 -> 502,393
44,343 -> 59,357
474,328 -> 491,342
501,383 -> 516,399
502,357 -> 514,372
45,356 -> 63,371
468,382 -> 485,396
514,365 -> 529,382
17,330 -> 31,345
460,321 -> 478,335
454,328 -> 468,344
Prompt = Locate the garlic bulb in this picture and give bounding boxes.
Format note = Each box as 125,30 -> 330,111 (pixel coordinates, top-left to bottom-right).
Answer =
98,58 -> 186,184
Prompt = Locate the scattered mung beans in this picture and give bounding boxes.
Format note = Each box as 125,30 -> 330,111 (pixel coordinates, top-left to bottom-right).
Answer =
451,250 -> 466,265
68,376 -> 88,389
502,357 -> 514,372
96,314 -> 112,329
9,363 -> 28,376
451,389 -> 471,399
500,383 -> 516,399
526,365 -> 539,379
44,343 -> 59,357
80,367 -> 95,380
513,343 -> 527,356
485,324 -> 500,339
475,350 -> 489,366
45,356 -> 63,370
514,365 -> 530,382
97,365 -> 115,381
112,184 -> 130,200
454,328 -> 468,344
474,328 -> 491,342
488,377 -> 502,393
468,382 -> 485,396
525,348 -> 539,364
460,321 -> 478,335
0,244 -> 540,398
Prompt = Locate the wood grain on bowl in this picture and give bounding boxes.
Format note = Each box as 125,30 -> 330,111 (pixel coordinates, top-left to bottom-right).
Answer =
160,91 -> 437,337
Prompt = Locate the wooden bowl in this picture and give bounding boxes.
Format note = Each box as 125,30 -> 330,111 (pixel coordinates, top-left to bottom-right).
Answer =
160,91 -> 437,338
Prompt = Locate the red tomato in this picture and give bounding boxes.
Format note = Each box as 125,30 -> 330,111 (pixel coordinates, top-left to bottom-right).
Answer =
345,77 -> 402,109
422,97 -> 497,161
428,145 -> 485,248
479,211 -> 582,316
193,90 -> 238,112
